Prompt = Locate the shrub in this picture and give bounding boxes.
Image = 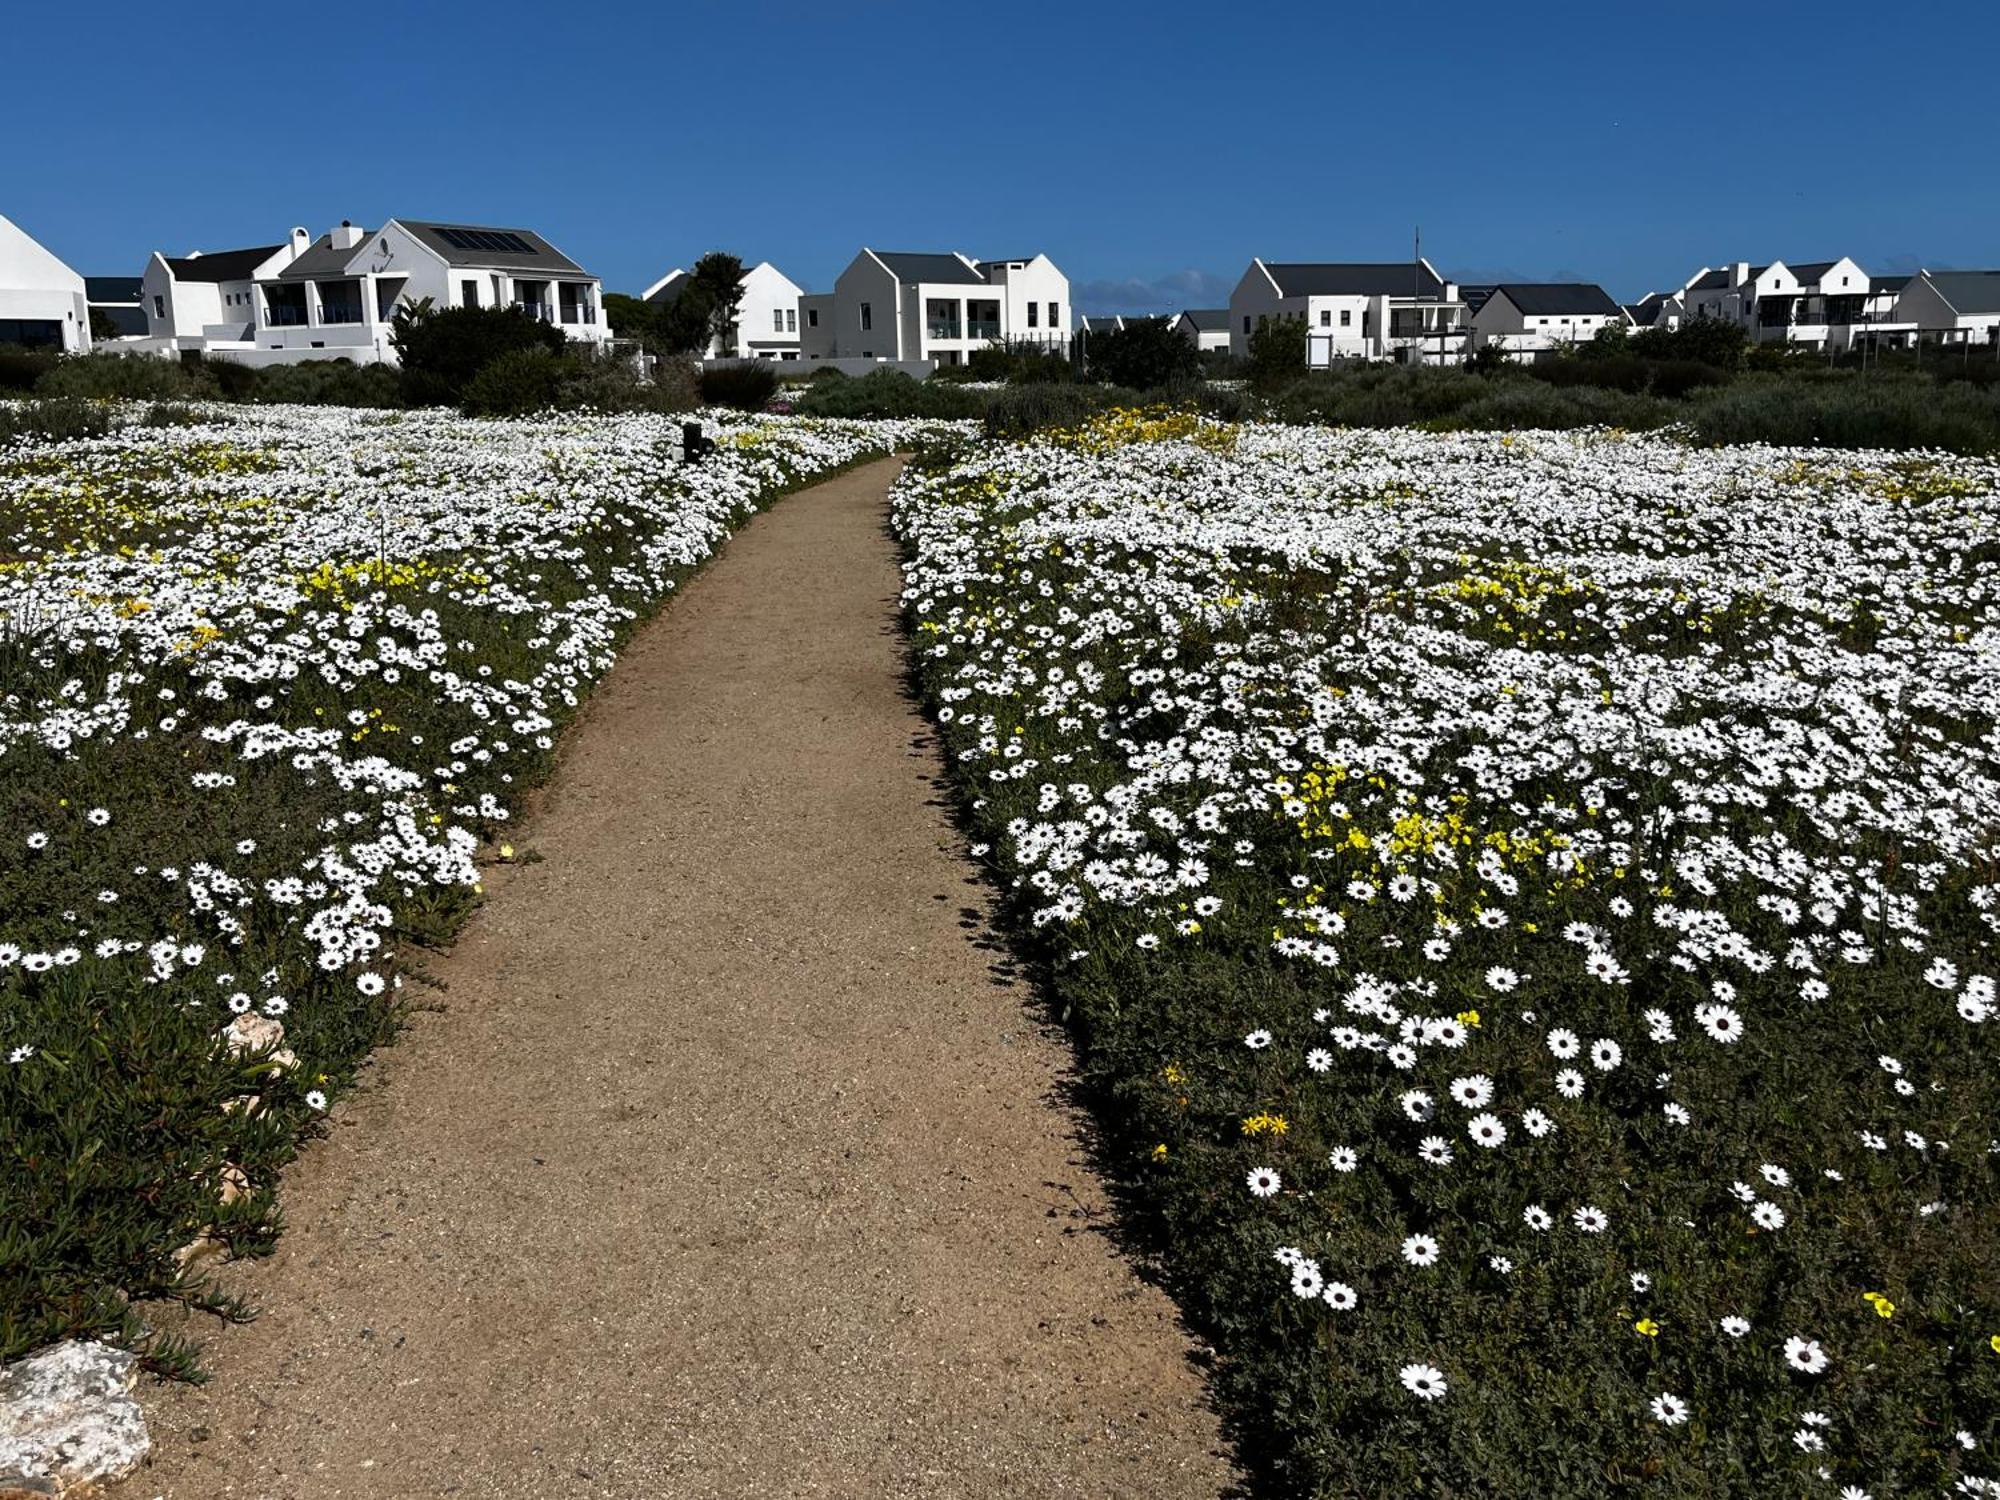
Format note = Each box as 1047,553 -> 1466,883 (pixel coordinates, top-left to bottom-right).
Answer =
0,346 -> 61,393
141,402 -> 205,428
391,304 -> 565,408
794,368 -> 987,420
0,397 -> 114,444
35,353 -> 212,401
698,361 -> 781,412
983,383 -> 1124,438
243,360 -> 404,409
1087,320 -> 1203,390
1247,316 -> 1309,389
208,359 -> 262,402
1689,372 -> 2000,454
558,352 -> 698,414
460,347 -> 567,418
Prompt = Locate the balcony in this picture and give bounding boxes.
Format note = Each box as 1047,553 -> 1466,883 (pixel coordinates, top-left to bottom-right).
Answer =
967,320 -> 1001,341
515,301 -> 551,321
264,307 -> 309,327
319,306 -> 364,326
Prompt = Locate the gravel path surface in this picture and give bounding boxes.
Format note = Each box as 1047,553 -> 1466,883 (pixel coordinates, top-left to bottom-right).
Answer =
109,458 -> 1233,1500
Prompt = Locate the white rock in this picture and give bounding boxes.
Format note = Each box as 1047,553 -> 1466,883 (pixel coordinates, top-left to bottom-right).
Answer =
0,1341 -> 149,1492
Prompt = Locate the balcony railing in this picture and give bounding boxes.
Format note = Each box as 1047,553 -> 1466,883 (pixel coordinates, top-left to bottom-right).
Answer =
926,323 -> 962,340
516,301 -> 550,321
264,308 -> 309,327
967,321 -> 1001,340
319,307 -> 364,326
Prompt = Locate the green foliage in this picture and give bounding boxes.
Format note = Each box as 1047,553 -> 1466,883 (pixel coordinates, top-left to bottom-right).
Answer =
1690,372 -> 2000,454
390,302 -> 565,407
35,352 -> 213,401
1630,317 -> 1749,369
459,347 -> 568,417
1087,319 -> 1203,390
87,309 -> 123,343
1247,315 -> 1309,389
0,346 -> 60,393
560,352 -> 699,415
236,359 -> 405,409
961,339 -> 1076,385
698,361 -> 780,412
794,368 -> 988,419
983,382 -> 1125,438
0,397 -> 114,444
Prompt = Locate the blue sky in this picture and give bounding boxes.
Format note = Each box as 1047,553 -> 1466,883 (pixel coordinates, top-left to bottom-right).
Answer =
8,0 -> 1997,311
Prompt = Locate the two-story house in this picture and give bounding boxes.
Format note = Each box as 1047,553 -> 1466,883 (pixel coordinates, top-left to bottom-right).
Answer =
252,219 -> 608,366
1228,259 -> 1469,365
1893,270 -> 2000,346
645,261 -> 805,360
0,213 -> 92,351
802,249 -> 1069,365
1679,259 -> 1874,349
1469,283 -> 1625,357
140,232 -> 310,354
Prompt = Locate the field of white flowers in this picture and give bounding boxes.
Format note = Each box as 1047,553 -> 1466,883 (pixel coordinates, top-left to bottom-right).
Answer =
894,412 -> 2000,1496
0,403 -> 929,1370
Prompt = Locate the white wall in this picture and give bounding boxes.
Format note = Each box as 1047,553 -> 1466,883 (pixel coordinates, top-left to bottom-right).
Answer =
1226,261 -> 1286,357
733,261 -> 804,358
0,215 -> 90,352
982,255 -> 1069,346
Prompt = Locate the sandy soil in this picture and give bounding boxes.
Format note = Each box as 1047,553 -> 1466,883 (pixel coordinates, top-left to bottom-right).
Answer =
107,458 -> 1233,1500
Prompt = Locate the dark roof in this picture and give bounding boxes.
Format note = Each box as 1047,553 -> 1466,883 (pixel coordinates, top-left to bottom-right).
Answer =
1078,315 -> 1119,331
977,255 -> 1038,268
871,251 -> 985,285
1263,261 -> 1446,298
94,306 -> 148,337
1459,284 -> 1496,314
85,276 -> 142,304
1491,282 -> 1622,317
1625,301 -> 1664,326
1921,271 -> 2000,316
398,221 -> 585,273
1688,268 -> 1730,290
1785,260 -> 1841,283
1873,273 -> 1911,293
645,271 -> 688,305
274,230 -> 371,283
1177,307 -> 1230,330
165,245 -> 286,283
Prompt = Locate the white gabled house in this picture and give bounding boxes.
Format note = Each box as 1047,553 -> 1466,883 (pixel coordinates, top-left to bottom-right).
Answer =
1892,270 -> 2000,346
140,233 -> 308,353
0,213 -> 93,352
805,249 -> 1070,365
1470,283 -> 1625,356
1171,308 -> 1232,352
250,219 -> 608,366
645,261 -> 805,360
1679,258 -> 1875,349
1228,258 -> 1469,365
1623,291 -> 1684,333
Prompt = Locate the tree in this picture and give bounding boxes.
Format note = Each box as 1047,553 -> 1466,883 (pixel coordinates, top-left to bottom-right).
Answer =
603,292 -> 668,351
390,299 -> 565,407
1086,319 -> 1202,389
87,308 -> 121,343
655,253 -> 748,355
1247,314 -> 1308,389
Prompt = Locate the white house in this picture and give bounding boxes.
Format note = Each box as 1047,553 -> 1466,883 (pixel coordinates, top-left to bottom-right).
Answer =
1623,291 -> 1684,333
250,219 -> 609,367
1893,270 -> 2000,346
645,261 -> 805,359
805,249 -> 1070,365
1171,308 -> 1231,353
1470,283 -> 1625,356
0,213 -> 92,352
1228,259 -> 1469,365
140,233 -> 309,353
1679,258 -> 1874,349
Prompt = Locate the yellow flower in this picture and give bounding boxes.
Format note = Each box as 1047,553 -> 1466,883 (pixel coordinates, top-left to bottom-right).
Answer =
1863,1292 -> 1895,1319
1455,1009 -> 1482,1029
1634,1319 -> 1660,1338
1150,1144 -> 1169,1162
499,843 -> 515,860
1991,1334 -> 2000,1354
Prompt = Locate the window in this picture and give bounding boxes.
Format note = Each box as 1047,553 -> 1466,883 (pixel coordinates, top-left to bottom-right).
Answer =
1047,301 -> 1058,327
785,308 -> 796,332
860,302 -> 872,331
807,308 -> 819,328
773,309 -> 784,332
1242,315 -> 1251,333
1340,309 -> 1351,327
153,294 -> 164,318
462,280 -> 479,308
1027,301 -> 1039,327
1319,309 -> 1330,327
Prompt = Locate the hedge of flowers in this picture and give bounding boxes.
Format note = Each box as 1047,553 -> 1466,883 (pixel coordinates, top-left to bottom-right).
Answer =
0,403 -> 934,1371
893,413 -> 2000,1496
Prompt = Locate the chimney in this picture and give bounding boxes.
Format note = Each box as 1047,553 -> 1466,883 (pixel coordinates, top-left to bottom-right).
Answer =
329,220 -> 364,251
1732,261 -> 1750,285
290,226 -> 310,256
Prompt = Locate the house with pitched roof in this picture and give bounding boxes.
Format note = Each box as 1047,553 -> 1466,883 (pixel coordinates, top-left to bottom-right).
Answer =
645,261 -> 806,360
1623,291 -> 1684,333
1227,258 -> 1469,364
1892,271 -> 2000,346
1678,258 -> 1876,349
139,231 -> 310,352
1470,283 -> 1625,357
0,213 -> 91,351
805,249 -> 1069,365
1171,309 -> 1231,353
250,219 -> 608,366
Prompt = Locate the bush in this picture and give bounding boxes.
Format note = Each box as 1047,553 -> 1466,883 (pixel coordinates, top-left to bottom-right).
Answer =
1086,320 -> 1202,390
558,352 -> 697,414
460,347 -> 567,418
141,402 -> 205,428
0,397 -> 114,444
794,368 -> 987,420
1688,372 -> 2000,454
698,361 -> 780,412
391,304 -> 565,408
1247,316 -> 1309,389
0,346 -> 61,393
241,359 -> 405,409
35,353 -> 212,401
983,383 -> 1126,438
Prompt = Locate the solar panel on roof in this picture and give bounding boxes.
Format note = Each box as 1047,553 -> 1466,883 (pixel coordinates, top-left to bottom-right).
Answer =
433,226 -> 538,255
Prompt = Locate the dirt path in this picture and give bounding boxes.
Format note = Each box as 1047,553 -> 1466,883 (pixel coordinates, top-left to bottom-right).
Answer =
109,459 -> 1232,1500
